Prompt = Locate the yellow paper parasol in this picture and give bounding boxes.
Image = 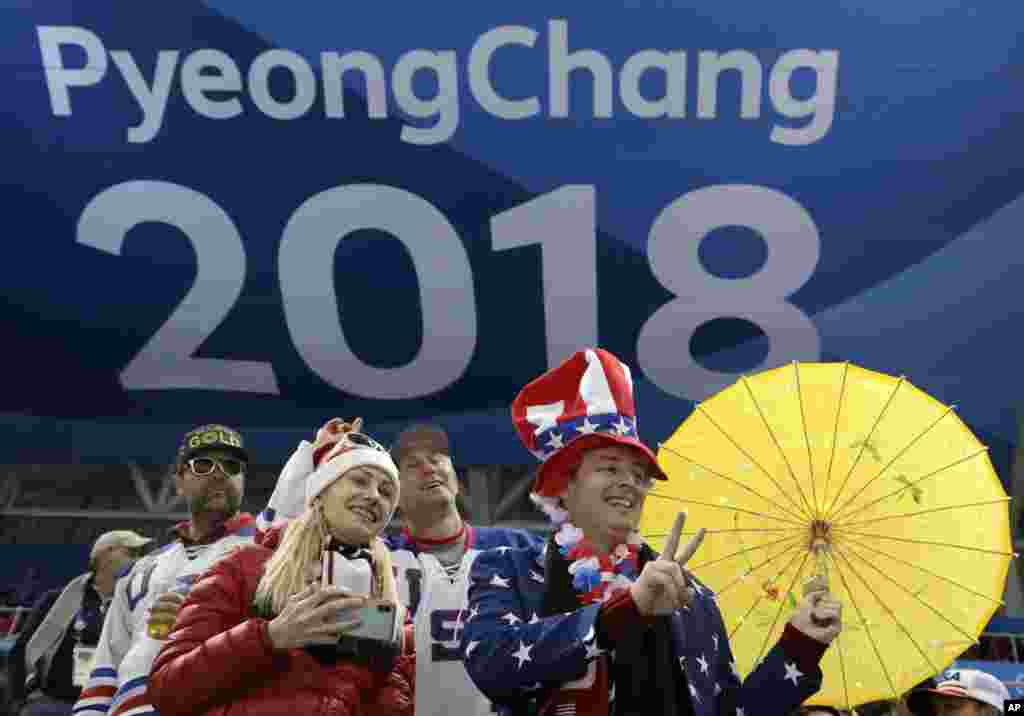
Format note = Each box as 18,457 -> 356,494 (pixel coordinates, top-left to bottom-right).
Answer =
640,361 -> 1014,709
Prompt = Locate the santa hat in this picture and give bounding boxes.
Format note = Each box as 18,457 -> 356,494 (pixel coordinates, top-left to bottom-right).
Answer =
306,432 -> 401,524
512,348 -> 666,521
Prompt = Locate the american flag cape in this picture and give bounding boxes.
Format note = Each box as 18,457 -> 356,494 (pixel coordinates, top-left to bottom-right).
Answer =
461,543 -> 824,716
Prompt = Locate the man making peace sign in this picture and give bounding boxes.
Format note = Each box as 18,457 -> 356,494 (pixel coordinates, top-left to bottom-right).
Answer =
461,348 -> 843,716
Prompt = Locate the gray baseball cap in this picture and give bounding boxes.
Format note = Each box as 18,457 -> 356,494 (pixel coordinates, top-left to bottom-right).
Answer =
391,424 -> 450,465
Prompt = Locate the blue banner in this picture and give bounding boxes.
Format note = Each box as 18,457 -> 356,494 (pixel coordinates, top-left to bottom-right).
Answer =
2,2 -> 1022,468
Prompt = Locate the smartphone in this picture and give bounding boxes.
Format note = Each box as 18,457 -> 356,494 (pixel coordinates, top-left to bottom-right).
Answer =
321,553 -> 403,646
342,599 -> 401,644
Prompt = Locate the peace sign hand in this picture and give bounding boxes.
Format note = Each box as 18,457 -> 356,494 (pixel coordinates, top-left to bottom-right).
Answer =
629,512 -> 706,617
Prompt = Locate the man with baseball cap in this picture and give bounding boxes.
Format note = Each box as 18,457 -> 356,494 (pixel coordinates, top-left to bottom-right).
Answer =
75,423 -> 294,716
9,530 -> 151,715
908,669 -> 1012,716
386,422 -> 540,716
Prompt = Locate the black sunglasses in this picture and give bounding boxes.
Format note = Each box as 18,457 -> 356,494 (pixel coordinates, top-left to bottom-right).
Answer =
186,456 -> 246,477
344,432 -> 387,453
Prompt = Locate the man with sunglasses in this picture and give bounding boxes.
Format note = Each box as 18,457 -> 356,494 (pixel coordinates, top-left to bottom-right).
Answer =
74,424 -> 276,716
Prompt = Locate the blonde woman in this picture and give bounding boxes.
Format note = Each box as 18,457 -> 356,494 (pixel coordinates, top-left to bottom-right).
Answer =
149,421 -> 414,716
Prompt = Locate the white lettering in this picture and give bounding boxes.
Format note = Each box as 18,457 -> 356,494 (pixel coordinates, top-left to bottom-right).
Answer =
548,19 -> 613,119
181,49 -> 243,120
393,50 -> 459,145
321,51 -> 388,119
248,49 -> 317,120
697,50 -> 762,119
491,186 -> 598,367
769,49 -> 840,146
36,22 -> 841,146
279,185 -> 477,399
620,50 -> 686,119
111,50 -> 180,143
468,26 -> 540,120
37,26 -> 108,116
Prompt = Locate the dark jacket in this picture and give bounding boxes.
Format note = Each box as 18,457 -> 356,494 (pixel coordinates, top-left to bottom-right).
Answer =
7,578 -> 106,705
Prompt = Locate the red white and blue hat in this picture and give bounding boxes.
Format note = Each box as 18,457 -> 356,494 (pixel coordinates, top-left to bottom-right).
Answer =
512,348 -> 667,500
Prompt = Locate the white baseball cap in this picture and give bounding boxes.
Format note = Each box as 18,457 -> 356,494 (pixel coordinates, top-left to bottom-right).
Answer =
90,530 -> 153,561
908,669 -> 1011,714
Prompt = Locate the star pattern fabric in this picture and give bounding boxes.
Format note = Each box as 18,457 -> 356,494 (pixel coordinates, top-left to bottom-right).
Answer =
513,641 -> 533,669
461,543 -> 824,716
530,413 -> 638,460
490,573 -> 511,588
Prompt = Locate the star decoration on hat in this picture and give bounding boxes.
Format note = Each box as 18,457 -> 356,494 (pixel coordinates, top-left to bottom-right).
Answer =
697,654 -> 709,675
490,573 -> 511,588
546,432 -> 565,451
613,416 -> 633,436
783,662 -> 804,686
528,612 -> 541,624
577,417 -> 599,435
466,605 -> 480,622
584,641 -> 604,660
513,641 -> 534,669
501,612 -> 522,625
529,570 -> 545,583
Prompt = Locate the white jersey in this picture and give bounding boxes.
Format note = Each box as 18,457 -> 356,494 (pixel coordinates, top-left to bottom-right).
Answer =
389,527 -> 539,716
74,522 -> 256,716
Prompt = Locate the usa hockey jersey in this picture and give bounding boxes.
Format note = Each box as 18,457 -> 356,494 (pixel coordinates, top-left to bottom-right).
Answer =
387,526 -> 540,716
73,516 -> 257,716
461,543 -> 824,716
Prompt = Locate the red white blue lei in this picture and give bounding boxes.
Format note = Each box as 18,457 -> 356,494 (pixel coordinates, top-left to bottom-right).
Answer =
533,494 -> 641,605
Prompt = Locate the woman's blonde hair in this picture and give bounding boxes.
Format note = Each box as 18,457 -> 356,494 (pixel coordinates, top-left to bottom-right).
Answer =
254,499 -> 399,618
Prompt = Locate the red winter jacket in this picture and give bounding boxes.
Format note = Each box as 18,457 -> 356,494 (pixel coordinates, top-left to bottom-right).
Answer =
149,530 -> 414,716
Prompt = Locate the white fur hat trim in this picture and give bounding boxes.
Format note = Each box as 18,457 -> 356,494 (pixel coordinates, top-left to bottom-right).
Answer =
305,447 -> 400,510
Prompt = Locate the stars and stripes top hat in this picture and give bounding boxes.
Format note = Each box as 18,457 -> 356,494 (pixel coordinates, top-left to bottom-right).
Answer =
512,348 -> 667,503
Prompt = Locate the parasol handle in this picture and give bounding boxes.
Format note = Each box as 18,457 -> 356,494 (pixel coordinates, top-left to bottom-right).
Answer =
804,541 -> 835,629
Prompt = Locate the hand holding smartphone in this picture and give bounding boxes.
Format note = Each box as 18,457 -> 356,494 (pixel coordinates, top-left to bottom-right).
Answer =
322,552 -> 404,646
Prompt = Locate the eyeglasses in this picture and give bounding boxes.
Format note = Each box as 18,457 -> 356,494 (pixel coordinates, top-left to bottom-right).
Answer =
186,456 -> 246,477
344,432 -> 387,453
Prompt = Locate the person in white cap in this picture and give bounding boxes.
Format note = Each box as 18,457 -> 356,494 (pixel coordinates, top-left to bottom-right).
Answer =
148,424 -> 414,716
8,530 -> 151,715
253,416 -> 540,716
907,669 -> 1012,716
